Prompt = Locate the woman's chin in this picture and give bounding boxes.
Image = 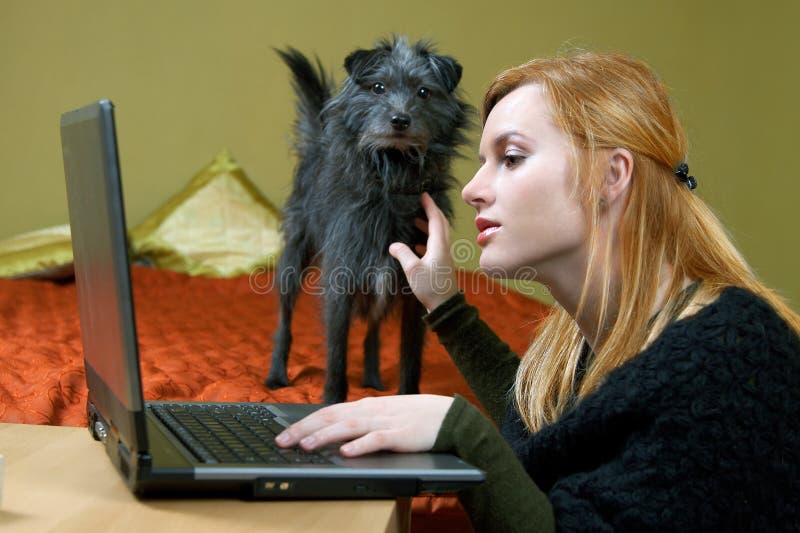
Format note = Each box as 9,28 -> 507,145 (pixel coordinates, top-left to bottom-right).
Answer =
478,258 -> 510,279
478,256 -> 540,283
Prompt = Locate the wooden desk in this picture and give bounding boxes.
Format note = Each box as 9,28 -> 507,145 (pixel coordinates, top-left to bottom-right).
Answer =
0,423 -> 409,532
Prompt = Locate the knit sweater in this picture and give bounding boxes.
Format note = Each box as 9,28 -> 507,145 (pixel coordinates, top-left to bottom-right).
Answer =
427,287 -> 800,532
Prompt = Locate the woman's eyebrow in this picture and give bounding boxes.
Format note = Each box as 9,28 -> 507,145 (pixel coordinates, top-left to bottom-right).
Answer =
493,130 -> 523,149
478,130 -> 526,162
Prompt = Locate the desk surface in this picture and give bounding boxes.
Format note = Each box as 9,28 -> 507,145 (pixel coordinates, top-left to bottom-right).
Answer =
0,423 -> 406,532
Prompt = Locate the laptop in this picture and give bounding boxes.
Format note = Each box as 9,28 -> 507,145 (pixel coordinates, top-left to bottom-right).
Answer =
60,99 -> 485,499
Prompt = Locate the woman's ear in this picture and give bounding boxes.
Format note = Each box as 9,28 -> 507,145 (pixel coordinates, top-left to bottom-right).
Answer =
603,148 -> 634,206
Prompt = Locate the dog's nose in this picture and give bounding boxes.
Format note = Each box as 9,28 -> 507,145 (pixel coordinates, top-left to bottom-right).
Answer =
391,113 -> 411,131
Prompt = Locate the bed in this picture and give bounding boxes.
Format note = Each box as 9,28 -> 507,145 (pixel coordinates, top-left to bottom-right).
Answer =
0,150 -> 550,532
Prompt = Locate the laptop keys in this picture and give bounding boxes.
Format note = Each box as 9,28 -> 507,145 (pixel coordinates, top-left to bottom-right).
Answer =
149,403 -> 333,466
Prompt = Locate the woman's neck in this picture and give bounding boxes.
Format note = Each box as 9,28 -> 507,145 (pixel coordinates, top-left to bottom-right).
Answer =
549,261 -> 684,352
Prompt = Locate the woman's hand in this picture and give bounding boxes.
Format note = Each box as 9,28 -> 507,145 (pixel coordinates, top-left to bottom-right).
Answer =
389,192 -> 459,312
274,394 -> 454,457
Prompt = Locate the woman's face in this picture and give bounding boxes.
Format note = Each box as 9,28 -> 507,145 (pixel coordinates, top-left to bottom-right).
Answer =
462,83 -> 588,283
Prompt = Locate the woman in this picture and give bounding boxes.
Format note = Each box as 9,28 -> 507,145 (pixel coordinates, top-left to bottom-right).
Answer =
275,52 -> 800,531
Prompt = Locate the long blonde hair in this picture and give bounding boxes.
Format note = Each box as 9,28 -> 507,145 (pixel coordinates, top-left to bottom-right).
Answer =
482,52 -> 800,432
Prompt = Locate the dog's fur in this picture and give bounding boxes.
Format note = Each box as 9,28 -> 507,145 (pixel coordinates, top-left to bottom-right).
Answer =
266,36 -> 472,403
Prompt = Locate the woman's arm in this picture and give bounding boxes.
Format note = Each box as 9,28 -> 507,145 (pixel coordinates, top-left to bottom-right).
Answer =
275,393 -> 556,533
389,193 -> 522,423
424,291 -> 521,424
434,395 -> 555,533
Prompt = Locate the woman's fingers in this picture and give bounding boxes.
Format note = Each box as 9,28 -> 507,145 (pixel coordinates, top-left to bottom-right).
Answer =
420,192 -> 449,253
340,429 -> 406,457
276,397 -> 381,448
275,403 -> 349,447
275,395 -> 453,457
388,242 -> 421,272
297,417 -> 375,452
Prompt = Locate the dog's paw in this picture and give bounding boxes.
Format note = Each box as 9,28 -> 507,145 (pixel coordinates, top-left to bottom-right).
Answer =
397,383 -> 420,395
361,376 -> 385,391
322,389 -> 348,404
265,374 -> 289,389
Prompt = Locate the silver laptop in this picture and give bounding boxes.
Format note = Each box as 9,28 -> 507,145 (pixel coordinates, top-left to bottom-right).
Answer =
60,99 -> 484,499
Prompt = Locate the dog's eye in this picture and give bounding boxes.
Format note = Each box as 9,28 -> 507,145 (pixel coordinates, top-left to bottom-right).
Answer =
371,82 -> 386,94
417,87 -> 431,99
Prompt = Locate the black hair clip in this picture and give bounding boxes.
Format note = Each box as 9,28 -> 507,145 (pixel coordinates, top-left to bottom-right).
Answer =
674,162 -> 697,190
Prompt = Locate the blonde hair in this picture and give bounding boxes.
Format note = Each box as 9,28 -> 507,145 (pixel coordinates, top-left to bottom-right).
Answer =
482,52 -> 800,432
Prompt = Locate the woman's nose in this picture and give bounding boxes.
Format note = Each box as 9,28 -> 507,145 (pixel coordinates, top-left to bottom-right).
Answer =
462,165 -> 491,208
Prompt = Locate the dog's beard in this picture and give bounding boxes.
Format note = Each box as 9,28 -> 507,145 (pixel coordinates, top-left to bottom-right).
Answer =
363,142 -> 427,181
358,131 -> 427,153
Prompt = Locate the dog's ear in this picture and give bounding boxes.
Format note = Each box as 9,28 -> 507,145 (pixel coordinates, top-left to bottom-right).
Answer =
428,54 -> 463,93
344,49 -> 383,81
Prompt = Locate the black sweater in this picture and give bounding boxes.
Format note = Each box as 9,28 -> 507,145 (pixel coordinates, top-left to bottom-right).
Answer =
427,287 -> 800,532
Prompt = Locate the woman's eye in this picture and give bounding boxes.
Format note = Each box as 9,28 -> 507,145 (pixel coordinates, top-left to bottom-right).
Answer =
372,82 -> 386,94
417,87 -> 431,99
503,154 -> 524,167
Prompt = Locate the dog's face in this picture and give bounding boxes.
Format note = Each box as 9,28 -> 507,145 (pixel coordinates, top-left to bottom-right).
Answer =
328,36 -> 467,154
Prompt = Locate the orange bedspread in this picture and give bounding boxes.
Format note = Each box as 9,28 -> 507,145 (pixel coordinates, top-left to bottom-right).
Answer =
0,265 -> 549,531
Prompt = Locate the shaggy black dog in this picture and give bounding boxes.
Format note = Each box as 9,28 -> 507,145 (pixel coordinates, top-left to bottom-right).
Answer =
266,36 -> 472,403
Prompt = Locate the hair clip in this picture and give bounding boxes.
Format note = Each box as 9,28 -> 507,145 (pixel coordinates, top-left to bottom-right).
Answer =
674,162 -> 697,190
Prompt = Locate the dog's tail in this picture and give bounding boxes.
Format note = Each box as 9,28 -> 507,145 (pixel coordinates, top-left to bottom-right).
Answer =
276,47 -> 334,156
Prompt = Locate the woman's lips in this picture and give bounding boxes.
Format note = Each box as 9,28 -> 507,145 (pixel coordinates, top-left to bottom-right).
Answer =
475,217 -> 501,247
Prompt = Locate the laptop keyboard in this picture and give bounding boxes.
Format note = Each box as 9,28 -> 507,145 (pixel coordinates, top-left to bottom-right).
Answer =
149,403 -> 333,465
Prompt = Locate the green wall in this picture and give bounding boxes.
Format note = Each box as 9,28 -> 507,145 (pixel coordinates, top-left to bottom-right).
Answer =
1,0 -> 798,307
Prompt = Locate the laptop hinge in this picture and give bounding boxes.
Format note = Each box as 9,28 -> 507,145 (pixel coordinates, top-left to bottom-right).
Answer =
117,439 -> 153,480
88,400 -> 153,483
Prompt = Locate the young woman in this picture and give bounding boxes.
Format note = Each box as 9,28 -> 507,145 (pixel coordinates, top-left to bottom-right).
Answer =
275,52 -> 800,531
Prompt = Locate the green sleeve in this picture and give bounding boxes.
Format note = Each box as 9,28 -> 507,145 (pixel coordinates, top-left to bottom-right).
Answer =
424,292 -> 521,424
433,394 -> 555,533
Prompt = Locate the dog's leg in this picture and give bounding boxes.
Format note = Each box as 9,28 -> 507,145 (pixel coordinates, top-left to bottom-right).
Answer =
265,247 -> 304,389
398,294 -> 426,395
323,290 -> 353,404
361,320 -> 384,390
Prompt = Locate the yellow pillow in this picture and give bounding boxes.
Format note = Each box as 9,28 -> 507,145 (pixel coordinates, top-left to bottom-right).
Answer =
0,224 -> 74,279
129,149 -> 282,277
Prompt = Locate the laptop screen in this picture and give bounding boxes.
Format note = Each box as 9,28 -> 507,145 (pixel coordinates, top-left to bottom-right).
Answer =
61,100 -> 148,451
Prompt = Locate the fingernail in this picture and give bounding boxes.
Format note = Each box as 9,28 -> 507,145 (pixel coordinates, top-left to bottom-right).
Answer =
300,436 -> 316,447
340,444 -> 353,455
275,433 -> 289,445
